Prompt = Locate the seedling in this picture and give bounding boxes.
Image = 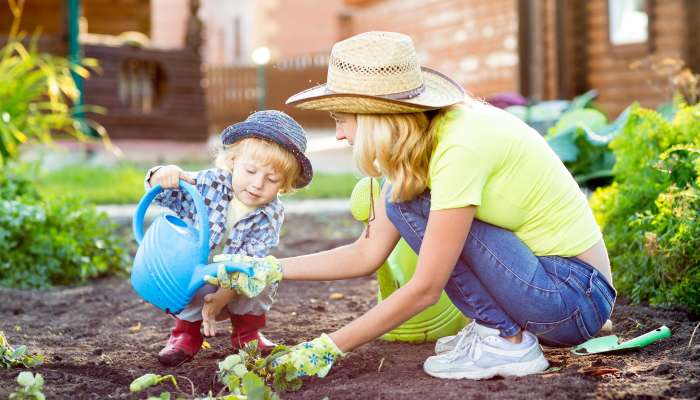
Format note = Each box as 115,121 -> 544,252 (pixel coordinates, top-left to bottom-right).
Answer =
216,340 -> 302,399
9,371 -> 45,400
129,342 -> 303,399
130,373 -> 179,393
0,331 -> 43,369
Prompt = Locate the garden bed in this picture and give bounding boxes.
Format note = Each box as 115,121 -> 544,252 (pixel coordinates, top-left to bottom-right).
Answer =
1,213 -> 698,399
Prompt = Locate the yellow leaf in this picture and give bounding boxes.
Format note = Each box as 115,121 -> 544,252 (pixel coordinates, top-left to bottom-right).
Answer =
129,322 -> 141,333
201,340 -> 211,350
329,292 -> 345,300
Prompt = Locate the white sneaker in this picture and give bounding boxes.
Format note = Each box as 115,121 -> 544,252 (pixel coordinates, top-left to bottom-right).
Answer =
424,328 -> 549,380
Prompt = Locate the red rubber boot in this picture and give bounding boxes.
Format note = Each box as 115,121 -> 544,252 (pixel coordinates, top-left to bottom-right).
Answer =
157,318 -> 203,366
230,314 -> 275,354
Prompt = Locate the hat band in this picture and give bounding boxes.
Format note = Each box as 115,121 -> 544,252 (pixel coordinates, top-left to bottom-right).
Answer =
326,83 -> 425,100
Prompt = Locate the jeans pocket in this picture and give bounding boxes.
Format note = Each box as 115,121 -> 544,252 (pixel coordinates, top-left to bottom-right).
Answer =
525,308 -> 593,348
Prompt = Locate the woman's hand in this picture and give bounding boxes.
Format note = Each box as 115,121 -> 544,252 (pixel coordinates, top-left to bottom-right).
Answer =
270,334 -> 344,378
204,254 -> 282,297
149,165 -> 195,189
202,288 -> 235,337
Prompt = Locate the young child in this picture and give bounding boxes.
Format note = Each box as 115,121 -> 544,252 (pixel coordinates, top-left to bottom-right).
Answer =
145,110 -> 313,366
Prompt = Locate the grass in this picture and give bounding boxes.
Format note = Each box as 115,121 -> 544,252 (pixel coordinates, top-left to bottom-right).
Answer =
38,163 -> 360,204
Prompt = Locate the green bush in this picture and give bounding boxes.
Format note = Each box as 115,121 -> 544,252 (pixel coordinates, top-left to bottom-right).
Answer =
0,164 -> 129,289
590,103 -> 700,314
0,2 -> 108,165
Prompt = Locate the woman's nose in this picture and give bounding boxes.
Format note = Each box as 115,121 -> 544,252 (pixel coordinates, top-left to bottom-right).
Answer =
335,127 -> 346,141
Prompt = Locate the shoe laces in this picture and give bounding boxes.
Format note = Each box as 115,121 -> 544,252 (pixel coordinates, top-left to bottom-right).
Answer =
445,323 -> 481,361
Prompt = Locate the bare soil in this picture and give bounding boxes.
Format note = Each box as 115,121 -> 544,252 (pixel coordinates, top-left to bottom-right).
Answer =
1,213 -> 699,399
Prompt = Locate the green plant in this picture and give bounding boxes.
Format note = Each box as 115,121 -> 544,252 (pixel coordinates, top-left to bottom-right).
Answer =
0,163 -> 130,289
0,0 -> 111,165
9,372 -> 45,400
128,342 -> 300,399
0,331 -> 43,369
216,341 -> 300,398
590,103 -> 700,314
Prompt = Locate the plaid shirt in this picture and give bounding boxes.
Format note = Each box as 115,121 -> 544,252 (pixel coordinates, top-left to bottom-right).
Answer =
146,168 -> 284,257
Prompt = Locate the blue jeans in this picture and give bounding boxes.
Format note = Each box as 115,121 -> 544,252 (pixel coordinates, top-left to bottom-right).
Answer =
384,189 -> 616,347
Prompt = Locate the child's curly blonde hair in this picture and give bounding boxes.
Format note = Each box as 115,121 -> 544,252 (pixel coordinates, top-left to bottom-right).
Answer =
215,137 -> 301,194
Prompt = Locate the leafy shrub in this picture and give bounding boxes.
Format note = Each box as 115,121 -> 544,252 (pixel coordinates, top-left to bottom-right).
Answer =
0,1 -> 110,165
1,331 -> 43,369
0,164 -> 129,289
590,103 -> 700,314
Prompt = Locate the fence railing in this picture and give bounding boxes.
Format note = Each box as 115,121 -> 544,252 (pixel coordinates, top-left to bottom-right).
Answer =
204,54 -> 334,133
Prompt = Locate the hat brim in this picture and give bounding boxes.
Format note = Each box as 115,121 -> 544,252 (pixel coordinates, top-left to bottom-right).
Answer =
221,123 -> 313,189
286,67 -> 465,114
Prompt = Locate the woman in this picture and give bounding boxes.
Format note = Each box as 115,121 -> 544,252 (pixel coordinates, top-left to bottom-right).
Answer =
211,31 -> 616,380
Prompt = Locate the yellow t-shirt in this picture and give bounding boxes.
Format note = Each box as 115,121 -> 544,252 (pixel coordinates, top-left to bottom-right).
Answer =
214,195 -> 256,255
427,101 -> 601,256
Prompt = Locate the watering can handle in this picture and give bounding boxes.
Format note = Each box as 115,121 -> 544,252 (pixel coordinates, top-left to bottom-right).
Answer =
132,181 -> 210,262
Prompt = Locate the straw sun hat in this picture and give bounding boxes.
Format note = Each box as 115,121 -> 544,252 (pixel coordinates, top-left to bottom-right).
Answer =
286,31 -> 465,114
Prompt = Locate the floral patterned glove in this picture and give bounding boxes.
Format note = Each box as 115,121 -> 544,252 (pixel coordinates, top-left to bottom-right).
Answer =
204,254 -> 282,298
271,334 -> 344,378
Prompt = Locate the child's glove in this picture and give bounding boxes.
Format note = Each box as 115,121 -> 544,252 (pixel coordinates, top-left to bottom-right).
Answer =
270,334 -> 344,378
204,254 -> 282,298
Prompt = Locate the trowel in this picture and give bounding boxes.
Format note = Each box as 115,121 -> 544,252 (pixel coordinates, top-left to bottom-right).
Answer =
571,325 -> 671,355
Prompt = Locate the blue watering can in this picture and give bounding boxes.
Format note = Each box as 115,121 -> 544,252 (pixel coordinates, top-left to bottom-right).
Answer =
131,181 -> 253,314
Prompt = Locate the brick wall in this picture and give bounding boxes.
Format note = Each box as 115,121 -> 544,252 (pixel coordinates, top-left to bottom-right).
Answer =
347,0 -> 520,98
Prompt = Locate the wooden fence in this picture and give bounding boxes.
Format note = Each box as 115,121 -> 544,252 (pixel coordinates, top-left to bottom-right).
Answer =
205,54 -> 334,133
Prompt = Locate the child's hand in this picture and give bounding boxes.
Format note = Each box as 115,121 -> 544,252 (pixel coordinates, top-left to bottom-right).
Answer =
202,288 -> 236,337
149,165 -> 195,189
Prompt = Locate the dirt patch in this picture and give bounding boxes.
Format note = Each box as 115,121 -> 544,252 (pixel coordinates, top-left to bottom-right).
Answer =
1,213 -> 699,399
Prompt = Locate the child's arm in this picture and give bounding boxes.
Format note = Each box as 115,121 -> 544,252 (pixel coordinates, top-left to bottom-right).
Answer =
202,288 -> 235,337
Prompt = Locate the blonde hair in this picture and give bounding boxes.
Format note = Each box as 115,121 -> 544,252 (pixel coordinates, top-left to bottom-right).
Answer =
354,105 -> 460,202
215,137 -> 301,193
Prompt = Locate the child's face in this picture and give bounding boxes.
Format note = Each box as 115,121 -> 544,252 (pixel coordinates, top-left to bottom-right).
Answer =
330,112 -> 357,145
231,153 -> 285,207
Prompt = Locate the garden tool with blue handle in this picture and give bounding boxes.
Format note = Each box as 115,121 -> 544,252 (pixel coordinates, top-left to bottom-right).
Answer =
131,180 -> 254,314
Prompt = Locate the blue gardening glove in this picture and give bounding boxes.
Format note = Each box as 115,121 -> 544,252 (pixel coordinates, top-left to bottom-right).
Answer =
204,254 -> 282,298
270,334 -> 344,378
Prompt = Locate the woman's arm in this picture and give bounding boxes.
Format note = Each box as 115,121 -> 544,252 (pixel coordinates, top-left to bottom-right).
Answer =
330,206 -> 476,352
281,185 -> 401,281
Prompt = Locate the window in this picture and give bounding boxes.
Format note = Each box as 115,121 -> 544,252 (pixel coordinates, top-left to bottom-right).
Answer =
608,0 -> 650,46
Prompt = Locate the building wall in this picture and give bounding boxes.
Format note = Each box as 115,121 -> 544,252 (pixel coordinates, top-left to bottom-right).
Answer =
83,0 -> 150,36
347,0 -> 520,98
585,0 -> 690,116
267,0 -> 345,60
198,0 -> 254,65
150,0 -> 188,50
0,0 -> 66,35
687,0 -> 700,73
